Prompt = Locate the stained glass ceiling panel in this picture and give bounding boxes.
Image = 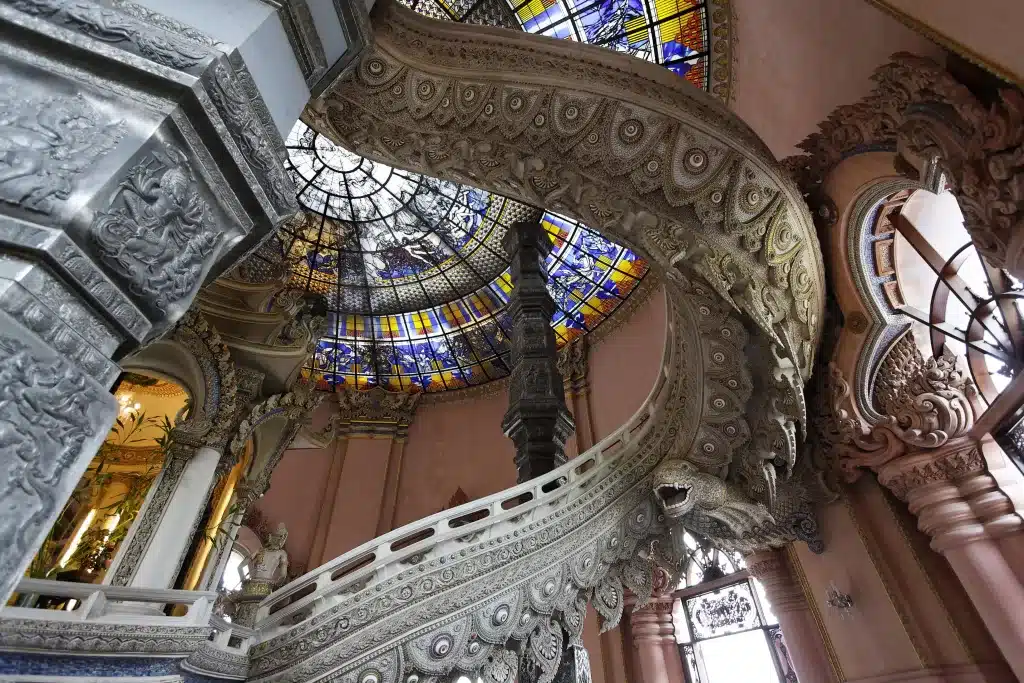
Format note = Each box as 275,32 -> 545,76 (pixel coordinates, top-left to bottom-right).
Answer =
401,0 -> 711,91
282,0 -> 717,392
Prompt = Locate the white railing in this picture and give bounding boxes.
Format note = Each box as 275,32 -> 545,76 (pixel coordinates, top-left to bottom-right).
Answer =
5,577 -> 216,626
253,332 -> 673,639
210,613 -> 256,654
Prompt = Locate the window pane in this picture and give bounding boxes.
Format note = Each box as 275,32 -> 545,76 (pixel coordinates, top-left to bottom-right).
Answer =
222,550 -> 247,592
753,578 -> 778,626
696,629 -> 780,683
673,597 -> 692,643
686,582 -> 760,639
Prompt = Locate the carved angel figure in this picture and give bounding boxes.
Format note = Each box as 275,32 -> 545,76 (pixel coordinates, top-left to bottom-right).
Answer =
652,458 -> 774,538
0,90 -> 123,213
92,146 -> 217,309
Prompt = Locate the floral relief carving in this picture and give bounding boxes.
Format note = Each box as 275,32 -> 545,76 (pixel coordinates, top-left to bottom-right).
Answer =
879,445 -> 984,502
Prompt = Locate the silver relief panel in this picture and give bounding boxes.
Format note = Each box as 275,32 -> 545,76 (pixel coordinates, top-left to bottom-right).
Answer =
0,309 -> 116,604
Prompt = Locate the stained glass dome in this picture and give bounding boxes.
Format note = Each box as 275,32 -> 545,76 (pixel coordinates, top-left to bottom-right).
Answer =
275,0 -> 724,392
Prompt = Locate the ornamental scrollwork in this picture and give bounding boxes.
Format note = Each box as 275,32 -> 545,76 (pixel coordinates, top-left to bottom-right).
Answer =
91,145 -> 219,314
783,52 -> 1024,276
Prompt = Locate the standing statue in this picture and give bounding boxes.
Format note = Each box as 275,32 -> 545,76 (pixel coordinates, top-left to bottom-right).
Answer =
251,523 -> 290,587
229,523 -> 290,628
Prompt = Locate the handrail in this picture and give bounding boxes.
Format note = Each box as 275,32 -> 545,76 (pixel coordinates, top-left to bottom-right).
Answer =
4,577 -> 216,626
252,303 -> 674,637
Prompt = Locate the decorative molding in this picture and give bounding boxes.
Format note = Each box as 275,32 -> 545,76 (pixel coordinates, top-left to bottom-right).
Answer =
182,641 -> 250,680
0,618 -> 208,656
258,0 -> 329,87
3,0 -> 217,74
0,254 -> 122,386
878,444 -> 985,502
783,52 -> 1024,277
205,54 -> 297,217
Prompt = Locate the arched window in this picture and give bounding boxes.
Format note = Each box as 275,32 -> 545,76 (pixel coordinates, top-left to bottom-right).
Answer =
671,531 -> 798,682
220,545 -> 252,592
877,188 -> 1022,407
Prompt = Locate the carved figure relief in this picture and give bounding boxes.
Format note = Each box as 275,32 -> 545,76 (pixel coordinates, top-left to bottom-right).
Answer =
9,0 -> 212,71
0,87 -> 124,213
91,146 -> 218,311
0,333 -> 107,597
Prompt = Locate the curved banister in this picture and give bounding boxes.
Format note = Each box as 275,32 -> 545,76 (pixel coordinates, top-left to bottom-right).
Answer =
253,300 -> 673,637
253,326 -> 672,637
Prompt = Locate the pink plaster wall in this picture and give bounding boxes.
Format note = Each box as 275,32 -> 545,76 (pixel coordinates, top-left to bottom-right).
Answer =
394,389 -> 517,527
730,0 -> 944,159
589,287 -> 666,441
255,446 -> 333,573
394,286 -> 667,526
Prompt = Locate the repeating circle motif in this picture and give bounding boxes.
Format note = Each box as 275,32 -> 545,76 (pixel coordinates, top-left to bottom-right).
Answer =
725,424 -> 738,436
493,605 -> 510,625
417,81 -> 435,99
464,88 -> 477,103
520,612 -> 532,625
408,676 -> 419,683
442,97 -> 451,107
391,84 -> 403,96
534,113 -> 546,127
712,397 -> 726,409
646,159 -> 660,174
726,378 -> 738,389
710,190 -> 724,204
698,305 -> 711,316
586,131 -> 600,145
366,59 -> 386,76
509,94 -> 525,112
400,585 -> 414,599
542,579 -> 556,596
721,328 -> 732,338
484,103 -> 495,115
431,634 -> 454,658
361,670 -> 381,683
564,104 -> 580,120
618,119 -> 644,143
740,184 -> 762,209
702,442 -> 715,453
468,641 -> 482,655
684,148 -> 708,173
712,351 -> 725,363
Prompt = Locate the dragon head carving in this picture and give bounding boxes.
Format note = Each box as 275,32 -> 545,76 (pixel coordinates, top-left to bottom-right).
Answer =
652,458 -> 774,538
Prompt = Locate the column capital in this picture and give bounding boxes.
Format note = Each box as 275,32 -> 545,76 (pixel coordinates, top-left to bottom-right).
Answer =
878,439 -> 1023,551
318,385 -> 422,439
744,548 -> 808,614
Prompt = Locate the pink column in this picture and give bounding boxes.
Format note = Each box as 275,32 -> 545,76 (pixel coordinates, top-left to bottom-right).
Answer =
878,440 -> 1024,679
745,549 -> 838,683
624,568 -> 685,683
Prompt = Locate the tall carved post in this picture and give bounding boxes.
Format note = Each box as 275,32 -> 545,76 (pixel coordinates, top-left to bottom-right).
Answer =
502,220 -> 575,483
745,549 -> 838,683
623,567 -> 685,683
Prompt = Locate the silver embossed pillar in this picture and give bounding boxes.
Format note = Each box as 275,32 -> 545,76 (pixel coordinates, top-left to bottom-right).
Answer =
501,219 -> 575,483
0,0 -> 365,602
